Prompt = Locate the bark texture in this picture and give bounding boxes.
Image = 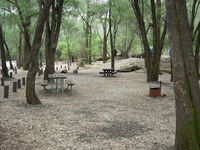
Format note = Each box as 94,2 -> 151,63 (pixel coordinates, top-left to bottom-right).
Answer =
26,0 -> 53,105
166,0 -> 200,149
44,0 -> 64,80
0,25 -> 9,78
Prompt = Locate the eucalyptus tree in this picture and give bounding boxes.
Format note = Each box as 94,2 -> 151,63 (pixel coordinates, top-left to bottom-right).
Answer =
26,0 -> 53,104
166,0 -> 200,149
129,0 -> 167,82
44,0 -> 64,80
5,0 -> 38,70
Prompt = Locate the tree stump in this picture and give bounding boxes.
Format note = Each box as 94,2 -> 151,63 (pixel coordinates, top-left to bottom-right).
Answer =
17,79 -> 21,89
13,81 -> 17,93
4,85 -> 9,98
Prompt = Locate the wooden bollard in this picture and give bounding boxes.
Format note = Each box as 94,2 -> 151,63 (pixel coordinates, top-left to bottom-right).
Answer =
10,72 -> 13,78
4,85 -> 9,98
13,81 -> 17,93
1,78 -> 4,86
22,77 -> 26,85
14,67 -> 17,74
17,79 -> 21,89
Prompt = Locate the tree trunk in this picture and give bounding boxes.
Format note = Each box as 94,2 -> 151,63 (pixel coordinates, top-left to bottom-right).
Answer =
194,25 -> 200,77
129,0 -> 167,82
26,0 -> 53,105
4,39 -> 14,69
166,0 -> 200,149
44,0 -> 64,80
0,25 -> 9,78
102,18 -> 108,63
17,31 -> 23,67
109,0 -> 115,69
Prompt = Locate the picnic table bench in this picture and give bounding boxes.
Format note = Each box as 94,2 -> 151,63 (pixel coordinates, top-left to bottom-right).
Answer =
65,79 -> 75,91
99,68 -> 117,77
48,73 -> 67,93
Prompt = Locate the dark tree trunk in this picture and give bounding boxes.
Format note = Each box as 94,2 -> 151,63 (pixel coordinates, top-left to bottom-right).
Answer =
15,0 -> 32,70
17,31 -> 23,67
4,39 -> 14,69
166,0 -> 200,149
26,0 -> 53,105
195,27 -> 200,77
129,0 -> 167,82
102,17 -> 109,63
44,0 -> 64,80
109,0 -> 115,69
0,25 -> 9,78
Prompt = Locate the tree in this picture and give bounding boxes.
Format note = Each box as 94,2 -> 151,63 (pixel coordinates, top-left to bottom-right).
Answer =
166,0 -> 200,149
44,0 -> 64,80
0,24 -> 9,78
26,0 -> 53,105
129,0 -> 167,82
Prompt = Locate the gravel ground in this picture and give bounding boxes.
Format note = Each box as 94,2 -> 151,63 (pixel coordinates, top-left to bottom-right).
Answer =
0,58 -> 175,150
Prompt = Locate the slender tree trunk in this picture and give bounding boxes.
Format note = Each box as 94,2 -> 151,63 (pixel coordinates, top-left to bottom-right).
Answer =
4,40 -> 14,69
129,0 -> 167,82
195,27 -> 200,77
44,0 -> 64,80
17,31 -> 23,67
88,25 -> 92,64
26,0 -> 53,105
166,0 -> 200,149
109,0 -> 115,69
102,18 -> 108,63
0,25 -> 9,78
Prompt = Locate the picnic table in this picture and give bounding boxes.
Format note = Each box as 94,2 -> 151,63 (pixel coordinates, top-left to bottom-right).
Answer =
99,68 -> 117,77
48,73 -> 67,93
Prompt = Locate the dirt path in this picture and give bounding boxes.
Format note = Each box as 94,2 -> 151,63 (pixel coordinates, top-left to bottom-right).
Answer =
0,58 -> 175,150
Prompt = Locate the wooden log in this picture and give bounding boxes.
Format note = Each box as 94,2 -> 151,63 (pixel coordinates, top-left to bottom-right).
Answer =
22,77 -> 26,85
17,79 -> 21,89
4,85 -> 9,98
13,81 -> 17,93
1,78 -> 4,86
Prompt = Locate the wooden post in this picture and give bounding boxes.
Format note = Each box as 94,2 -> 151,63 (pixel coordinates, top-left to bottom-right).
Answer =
14,67 -> 17,74
13,81 -> 17,93
22,77 -> 26,85
10,72 -> 12,78
1,78 -> 4,86
17,79 -> 21,89
56,67 -> 58,70
4,85 -> 9,98
60,65 -> 62,68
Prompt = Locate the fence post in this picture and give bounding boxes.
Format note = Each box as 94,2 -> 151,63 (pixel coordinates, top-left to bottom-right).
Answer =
4,85 -> 9,98
17,79 -> 21,89
1,78 -> 4,86
22,77 -> 26,85
13,81 -> 17,93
